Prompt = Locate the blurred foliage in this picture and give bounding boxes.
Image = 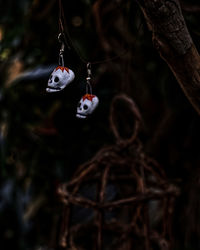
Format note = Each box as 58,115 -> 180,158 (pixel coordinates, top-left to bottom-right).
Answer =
0,0 -> 200,249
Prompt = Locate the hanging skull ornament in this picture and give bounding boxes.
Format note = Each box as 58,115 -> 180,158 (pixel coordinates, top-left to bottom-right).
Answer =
46,66 -> 75,93
46,33 -> 75,93
76,94 -> 99,119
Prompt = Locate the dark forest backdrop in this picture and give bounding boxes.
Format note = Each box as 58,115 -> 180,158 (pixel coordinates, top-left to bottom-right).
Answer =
0,0 -> 200,249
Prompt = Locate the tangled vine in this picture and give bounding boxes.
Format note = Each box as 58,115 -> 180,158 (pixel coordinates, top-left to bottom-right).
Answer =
57,94 -> 179,250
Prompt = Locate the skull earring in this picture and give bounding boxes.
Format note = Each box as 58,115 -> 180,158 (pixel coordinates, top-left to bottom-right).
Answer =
76,63 -> 99,119
46,33 -> 75,93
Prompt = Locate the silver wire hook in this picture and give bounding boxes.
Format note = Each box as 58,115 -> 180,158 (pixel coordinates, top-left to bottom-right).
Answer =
58,33 -> 65,67
86,81 -> 92,95
86,62 -> 92,94
86,62 -> 92,81
58,33 -> 62,43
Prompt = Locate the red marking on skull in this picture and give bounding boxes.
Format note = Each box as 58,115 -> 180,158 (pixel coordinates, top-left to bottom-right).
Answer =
82,94 -> 96,101
55,66 -> 69,73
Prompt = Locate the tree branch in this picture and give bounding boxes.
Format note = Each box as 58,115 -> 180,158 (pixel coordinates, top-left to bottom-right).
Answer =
137,0 -> 200,114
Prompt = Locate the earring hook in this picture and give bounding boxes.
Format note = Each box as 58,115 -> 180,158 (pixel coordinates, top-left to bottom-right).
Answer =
86,62 -> 92,94
58,33 -> 65,67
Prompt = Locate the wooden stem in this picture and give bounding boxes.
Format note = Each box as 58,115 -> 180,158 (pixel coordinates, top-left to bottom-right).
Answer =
137,0 -> 200,114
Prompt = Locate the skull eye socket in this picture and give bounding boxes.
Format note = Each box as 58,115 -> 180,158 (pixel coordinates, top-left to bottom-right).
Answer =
78,102 -> 81,108
83,104 -> 88,110
54,76 -> 59,82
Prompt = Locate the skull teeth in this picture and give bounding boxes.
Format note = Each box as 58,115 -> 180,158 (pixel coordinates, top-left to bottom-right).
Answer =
47,86 -> 61,90
76,113 -> 87,119
46,87 -> 61,93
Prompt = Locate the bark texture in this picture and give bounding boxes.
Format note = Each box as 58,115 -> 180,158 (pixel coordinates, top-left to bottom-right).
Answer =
137,0 -> 200,114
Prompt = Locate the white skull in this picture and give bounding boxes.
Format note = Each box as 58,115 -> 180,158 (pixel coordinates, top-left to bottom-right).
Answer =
46,66 -> 75,93
76,94 -> 99,119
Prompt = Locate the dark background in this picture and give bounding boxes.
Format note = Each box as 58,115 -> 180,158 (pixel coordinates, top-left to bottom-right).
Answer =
0,0 -> 200,249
